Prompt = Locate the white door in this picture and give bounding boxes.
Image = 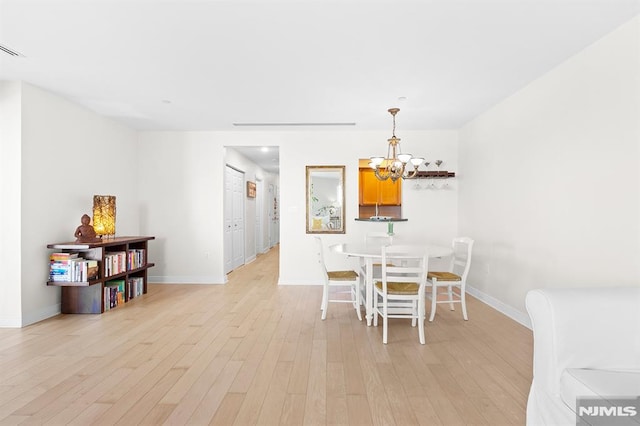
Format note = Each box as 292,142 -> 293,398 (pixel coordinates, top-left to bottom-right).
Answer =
225,165 -> 245,273
231,167 -> 245,270
224,167 -> 233,273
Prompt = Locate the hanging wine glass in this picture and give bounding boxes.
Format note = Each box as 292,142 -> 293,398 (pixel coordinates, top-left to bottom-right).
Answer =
420,161 -> 430,190
434,160 -> 444,189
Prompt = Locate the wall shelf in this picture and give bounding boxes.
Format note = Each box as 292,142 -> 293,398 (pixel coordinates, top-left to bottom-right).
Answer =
415,171 -> 455,179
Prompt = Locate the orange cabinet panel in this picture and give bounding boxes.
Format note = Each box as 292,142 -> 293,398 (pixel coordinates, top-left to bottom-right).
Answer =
359,168 -> 402,206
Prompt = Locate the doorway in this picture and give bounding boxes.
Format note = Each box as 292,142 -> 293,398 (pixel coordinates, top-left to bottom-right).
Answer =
224,165 -> 245,273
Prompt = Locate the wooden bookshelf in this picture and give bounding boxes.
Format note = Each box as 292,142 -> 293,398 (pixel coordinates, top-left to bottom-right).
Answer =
47,236 -> 155,314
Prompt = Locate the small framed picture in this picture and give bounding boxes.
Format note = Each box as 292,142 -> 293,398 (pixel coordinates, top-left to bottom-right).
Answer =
247,181 -> 256,198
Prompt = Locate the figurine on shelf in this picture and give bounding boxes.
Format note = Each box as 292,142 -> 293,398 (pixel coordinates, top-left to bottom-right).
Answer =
74,214 -> 101,243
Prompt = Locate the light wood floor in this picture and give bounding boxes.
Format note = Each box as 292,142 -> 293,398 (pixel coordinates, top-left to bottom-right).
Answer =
0,246 -> 532,425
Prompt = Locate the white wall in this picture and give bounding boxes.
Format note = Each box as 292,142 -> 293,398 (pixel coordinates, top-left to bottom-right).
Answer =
0,81 -> 23,327
459,16 -> 640,325
139,129 -> 459,285
0,82 -> 140,327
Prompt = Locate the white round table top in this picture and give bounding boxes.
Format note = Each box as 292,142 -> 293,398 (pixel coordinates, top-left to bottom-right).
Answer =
329,243 -> 452,258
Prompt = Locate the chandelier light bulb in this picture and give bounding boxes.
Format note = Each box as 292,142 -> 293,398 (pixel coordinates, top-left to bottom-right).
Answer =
370,156 -> 384,166
397,153 -> 412,164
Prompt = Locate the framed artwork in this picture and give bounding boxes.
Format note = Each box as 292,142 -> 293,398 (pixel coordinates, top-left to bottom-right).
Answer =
247,181 -> 256,198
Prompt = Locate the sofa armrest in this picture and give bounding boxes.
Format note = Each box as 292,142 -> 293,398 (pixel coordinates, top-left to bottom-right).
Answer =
525,287 -> 640,396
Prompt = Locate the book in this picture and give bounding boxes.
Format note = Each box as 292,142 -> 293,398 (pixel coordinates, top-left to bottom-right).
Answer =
50,252 -> 79,261
86,260 -> 99,280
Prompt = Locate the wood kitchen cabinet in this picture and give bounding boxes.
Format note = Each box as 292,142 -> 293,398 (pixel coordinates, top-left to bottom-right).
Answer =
359,168 -> 402,206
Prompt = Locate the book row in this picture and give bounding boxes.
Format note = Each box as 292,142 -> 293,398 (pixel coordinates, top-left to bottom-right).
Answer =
50,255 -> 99,282
127,249 -> 146,270
104,280 -> 125,310
103,277 -> 145,311
104,251 -> 127,277
104,249 -> 147,277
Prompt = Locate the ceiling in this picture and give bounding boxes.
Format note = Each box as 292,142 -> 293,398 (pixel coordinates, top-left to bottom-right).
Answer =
229,146 -> 280,174
1,0 -> 639,171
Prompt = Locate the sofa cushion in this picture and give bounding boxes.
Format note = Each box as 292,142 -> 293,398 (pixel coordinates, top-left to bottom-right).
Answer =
560,368 -> 640,410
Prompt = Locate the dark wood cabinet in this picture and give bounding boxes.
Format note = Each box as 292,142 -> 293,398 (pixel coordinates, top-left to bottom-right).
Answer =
47,236 -> 155,314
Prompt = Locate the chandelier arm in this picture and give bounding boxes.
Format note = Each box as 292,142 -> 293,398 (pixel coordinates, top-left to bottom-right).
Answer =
402,166 -> 419,180
374,168 -> 390,181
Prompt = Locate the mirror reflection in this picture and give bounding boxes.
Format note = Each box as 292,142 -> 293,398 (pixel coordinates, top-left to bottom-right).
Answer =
306,166 -> 345,234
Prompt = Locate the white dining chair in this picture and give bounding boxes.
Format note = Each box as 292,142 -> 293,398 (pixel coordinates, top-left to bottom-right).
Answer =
315,237 -> 362,321
361,231 -> 394,302
373,245 -> 428,344
427,237 -> 474,321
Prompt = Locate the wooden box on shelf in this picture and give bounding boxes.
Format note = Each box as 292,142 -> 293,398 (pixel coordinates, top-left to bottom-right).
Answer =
47,236 -> 155,314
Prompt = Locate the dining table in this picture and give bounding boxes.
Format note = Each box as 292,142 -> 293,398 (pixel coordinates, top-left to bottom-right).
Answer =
329,243 -> 453,326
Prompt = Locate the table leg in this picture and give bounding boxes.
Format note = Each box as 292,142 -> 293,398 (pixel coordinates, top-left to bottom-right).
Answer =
365,257 -> 373,326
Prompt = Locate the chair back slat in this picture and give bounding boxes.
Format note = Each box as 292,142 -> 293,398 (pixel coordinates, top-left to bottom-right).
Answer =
381,245 -> 428,289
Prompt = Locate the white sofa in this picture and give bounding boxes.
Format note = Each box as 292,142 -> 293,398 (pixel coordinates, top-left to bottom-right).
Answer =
525,287 -> 640,425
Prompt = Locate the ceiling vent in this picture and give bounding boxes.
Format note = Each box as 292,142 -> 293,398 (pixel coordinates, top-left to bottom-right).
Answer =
233,122 -> 356,127
0,44 -> 25,57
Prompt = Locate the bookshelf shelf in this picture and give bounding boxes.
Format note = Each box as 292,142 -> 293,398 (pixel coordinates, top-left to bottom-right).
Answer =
46,236 -> 155,314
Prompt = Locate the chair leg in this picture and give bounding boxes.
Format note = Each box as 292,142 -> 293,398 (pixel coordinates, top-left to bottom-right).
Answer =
382,311 -> 388,344
429,283 -> 437,322
461,288 -> 468,320
418,299 -> 425,344
411,300 -> 417,327
448,285 -> 455,311
353,282 -> 362,321
373,292 -> 379,327
321,283 -> 329,320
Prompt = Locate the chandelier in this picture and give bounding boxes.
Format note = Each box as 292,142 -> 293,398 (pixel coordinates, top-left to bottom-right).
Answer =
369,108 -> 424,182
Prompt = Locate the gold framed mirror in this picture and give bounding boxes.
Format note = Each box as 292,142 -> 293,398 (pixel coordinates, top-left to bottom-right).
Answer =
306,165 -> 345,234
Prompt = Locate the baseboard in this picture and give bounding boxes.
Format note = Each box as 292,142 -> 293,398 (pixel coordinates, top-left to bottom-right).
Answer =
22,303 -> 61,327
1,303 -> 62,328
0,316 -> 22,328
466,285 -> 531,329
149,275 -> 227,285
